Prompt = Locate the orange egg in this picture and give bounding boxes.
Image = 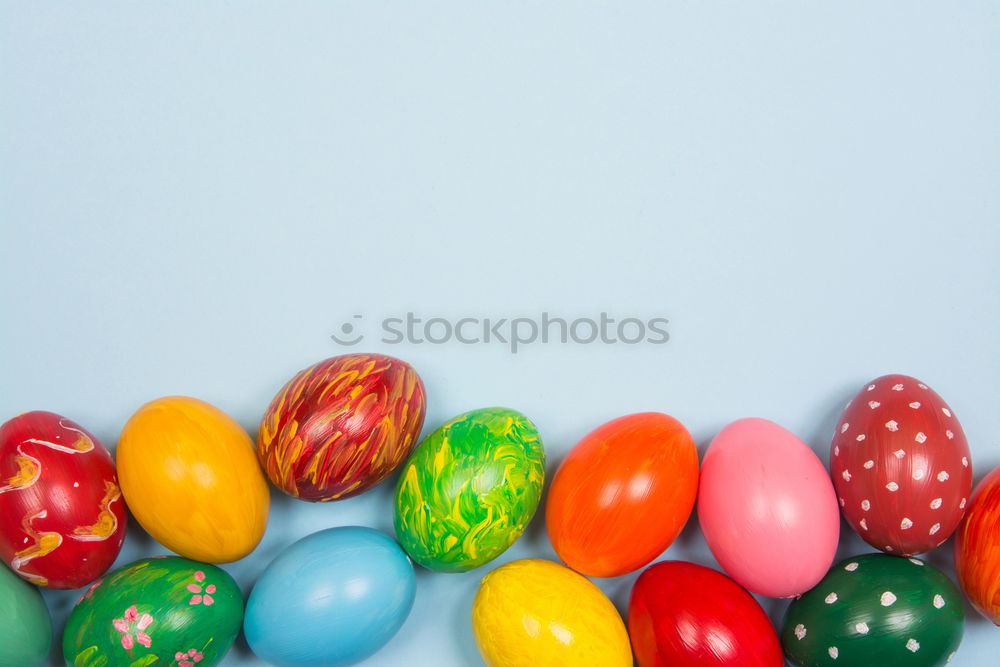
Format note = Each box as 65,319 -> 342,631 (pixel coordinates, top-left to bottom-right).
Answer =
117,396 -> 269,563
546,412 -> 699,577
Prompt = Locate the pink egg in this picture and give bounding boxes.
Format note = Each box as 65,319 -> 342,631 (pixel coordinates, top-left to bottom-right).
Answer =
697,418 -> 840,598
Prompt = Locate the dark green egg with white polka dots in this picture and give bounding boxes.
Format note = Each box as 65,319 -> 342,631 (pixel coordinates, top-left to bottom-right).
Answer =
781,554 -> 963,667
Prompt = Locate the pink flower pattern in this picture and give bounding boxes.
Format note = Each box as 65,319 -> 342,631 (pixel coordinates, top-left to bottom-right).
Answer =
112,605 -> 153,650
176,648 -> 204,667
187,570 -> 216,606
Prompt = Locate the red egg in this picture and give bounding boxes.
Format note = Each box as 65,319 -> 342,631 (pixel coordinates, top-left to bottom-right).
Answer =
830,374 -> 972,555
0,411 -> 127,589
628,561 -> 783,667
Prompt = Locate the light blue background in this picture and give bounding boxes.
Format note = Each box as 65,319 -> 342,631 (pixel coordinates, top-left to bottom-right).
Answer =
2,2 -> 998,665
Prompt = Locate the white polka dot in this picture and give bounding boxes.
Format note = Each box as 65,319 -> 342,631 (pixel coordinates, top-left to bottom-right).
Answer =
881,591 -> 897,606
909,402 -> 921,409
906,638 -> 920,653
886,420 -> 900,431
886,481 -> 899,492
72,481 -> 79,488
909,558 -> 924,566
845,562 -> 859,571
900,517 -> 913,530
841,423 -> 849,433
834,445 -> 840,456
938,471 -> 949,482
825,592 -> 838,604
794,624 -> 807,640
828,647 -> 839,659
942,408 -> 952,417
860,518 -> 868,530
933,594 -> 945,609
869,400 -> 880,409
929,523 -> 941,535
930,498 -> 942,509
868,384 -> 876,391
913,468 -> 926,481
892,384 -> 904,391
839,497 -> 845,507
946,430 -> 954,439
864,460 -> 875,469
856,434 -> 867,441
915,432 -> 927,443
919,383 -> 928,389
861,499 -> 871,511
960,498 -> 967,509
842,470 -> 852,481
856,622 -> 869,634
885,545 -> 894,552
962,456 -> 968,467
894,449 -> 906,458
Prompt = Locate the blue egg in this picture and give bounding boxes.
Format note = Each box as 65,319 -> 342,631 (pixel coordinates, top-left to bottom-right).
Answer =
244,526 -> 417,667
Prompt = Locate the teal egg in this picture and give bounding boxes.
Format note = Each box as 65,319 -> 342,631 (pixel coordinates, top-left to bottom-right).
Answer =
0,564 -> 52,666
393,407 -> 545,572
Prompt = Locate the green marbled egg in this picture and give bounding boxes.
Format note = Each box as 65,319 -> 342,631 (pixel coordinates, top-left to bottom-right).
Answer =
63,556 -> 243,667
781,554 -> 964,667
393,407 -> 545,573
0,563 -> 51,666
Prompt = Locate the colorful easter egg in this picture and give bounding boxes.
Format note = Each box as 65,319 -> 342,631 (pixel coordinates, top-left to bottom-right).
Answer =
546,412 -> 698,577
394,407 -> 544,572
63,556 -> 243,667
781,554 -> 964,666
698,418 -> 840,598
244,526 -> 416,667
0,411 -> 127,589
117,396 -> 269,563
628,561 -> 783,667
831,374 -> 972,556
0,564 -> 51,665
955,464 -> 1000,624
258,354 -> 426,501
472,558 -> 632,667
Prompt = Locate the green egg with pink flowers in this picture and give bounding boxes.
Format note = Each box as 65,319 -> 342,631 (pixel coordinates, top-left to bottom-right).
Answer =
63,556 -> 243,667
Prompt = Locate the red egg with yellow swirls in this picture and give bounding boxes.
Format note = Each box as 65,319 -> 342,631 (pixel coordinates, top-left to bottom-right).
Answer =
0,411 -> 127,589
257,353 -> 427,501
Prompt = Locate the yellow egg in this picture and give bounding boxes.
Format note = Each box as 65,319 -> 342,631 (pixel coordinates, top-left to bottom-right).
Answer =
471,559 -> 632,667
117,396 -> 269,562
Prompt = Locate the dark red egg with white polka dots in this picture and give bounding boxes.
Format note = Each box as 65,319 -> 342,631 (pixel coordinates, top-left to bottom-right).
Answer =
830,374 -> 972,556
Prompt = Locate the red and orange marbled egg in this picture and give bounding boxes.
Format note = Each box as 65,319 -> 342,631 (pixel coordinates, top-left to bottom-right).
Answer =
955,464 -> 1000,624
546,412 -> 699,578
257,354 -> 427,501
0,411 -> 127,589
